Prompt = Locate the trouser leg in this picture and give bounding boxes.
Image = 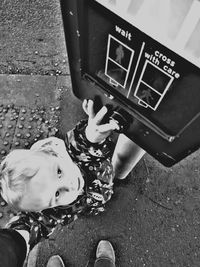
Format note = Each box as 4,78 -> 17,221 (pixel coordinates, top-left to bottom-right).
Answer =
94,258 -> 115,267
0,229 -> 27,267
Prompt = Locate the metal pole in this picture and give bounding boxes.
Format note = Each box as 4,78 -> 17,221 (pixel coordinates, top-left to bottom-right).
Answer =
112,133 -> 146,179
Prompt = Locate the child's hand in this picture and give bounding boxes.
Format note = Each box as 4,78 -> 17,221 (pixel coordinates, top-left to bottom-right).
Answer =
82,99 -> 120,143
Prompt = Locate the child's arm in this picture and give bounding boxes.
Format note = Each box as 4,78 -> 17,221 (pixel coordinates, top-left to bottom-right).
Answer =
65,99 -> 119,192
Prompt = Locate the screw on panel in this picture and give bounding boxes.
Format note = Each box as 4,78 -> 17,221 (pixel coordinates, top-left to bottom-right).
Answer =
76,30 -> 80,37
168,136 -> 175,142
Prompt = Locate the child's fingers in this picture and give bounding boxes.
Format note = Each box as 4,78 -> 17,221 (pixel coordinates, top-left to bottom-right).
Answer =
82,99 -> 95,119
93,106 -> 108,124
82,99 -> 88,114
87,100 -> 95,119
98,120 -> 120,132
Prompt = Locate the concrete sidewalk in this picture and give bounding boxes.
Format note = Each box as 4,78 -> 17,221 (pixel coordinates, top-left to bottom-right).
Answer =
0,74 -> 200,267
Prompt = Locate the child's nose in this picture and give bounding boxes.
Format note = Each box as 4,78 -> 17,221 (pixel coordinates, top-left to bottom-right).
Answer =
62,180 -> 76,191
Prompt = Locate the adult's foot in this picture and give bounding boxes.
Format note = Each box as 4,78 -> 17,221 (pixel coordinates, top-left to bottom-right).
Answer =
46,255 -> 65,267
95,240 -> 115,266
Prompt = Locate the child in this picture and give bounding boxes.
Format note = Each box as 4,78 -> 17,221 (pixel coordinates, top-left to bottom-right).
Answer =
0,99 -> 120,250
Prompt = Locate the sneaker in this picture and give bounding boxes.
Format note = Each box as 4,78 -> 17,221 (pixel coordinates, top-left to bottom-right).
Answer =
46,255 -> 65,267
96,240 -> 115,264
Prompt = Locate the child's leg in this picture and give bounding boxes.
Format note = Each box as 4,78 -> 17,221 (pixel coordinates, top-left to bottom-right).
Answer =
112,134 -> 145,179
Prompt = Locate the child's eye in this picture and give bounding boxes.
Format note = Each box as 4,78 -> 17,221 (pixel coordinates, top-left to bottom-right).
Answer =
57,168 -> 62,178
55,191 -> 60,198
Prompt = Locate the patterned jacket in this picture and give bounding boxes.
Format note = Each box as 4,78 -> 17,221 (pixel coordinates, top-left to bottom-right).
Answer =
6,120 -> 115,249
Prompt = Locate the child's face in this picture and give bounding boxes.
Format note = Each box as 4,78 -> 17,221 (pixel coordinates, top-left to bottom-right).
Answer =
20,152 -> 85,212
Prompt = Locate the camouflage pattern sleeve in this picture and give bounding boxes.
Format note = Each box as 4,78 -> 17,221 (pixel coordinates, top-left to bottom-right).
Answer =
65,120 -> 115,164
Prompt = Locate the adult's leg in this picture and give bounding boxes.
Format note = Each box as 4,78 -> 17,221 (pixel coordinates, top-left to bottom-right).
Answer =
94,259 -> 115,267
0,229 -> 27,267
112,134 -> 145,179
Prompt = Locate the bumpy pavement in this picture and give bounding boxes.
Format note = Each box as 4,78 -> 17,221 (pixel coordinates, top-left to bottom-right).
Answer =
0,1 -> 200,267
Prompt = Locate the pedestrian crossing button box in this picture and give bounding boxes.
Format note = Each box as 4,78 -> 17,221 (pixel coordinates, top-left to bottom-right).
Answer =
60,0 -> 200,167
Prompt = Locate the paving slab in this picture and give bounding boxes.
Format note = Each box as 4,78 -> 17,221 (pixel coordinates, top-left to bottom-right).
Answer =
0,0 -> 69,76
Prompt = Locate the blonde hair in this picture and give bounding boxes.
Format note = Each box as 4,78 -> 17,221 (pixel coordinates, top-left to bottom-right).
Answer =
0,149 -> 53,210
